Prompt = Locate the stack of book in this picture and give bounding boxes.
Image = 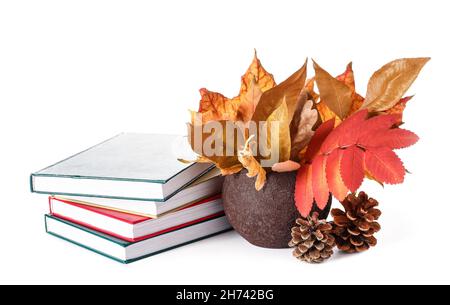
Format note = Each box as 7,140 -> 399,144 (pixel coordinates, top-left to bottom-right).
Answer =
30,133 -> 231,263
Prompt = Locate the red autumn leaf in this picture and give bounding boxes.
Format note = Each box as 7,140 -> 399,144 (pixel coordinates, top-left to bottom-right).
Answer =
312,154 -> 329,209
364,147 -> 405,184
326,149 -> 349,201
295,165 -> 314,217
321,110 -> 368,154
304,118 -> 335,161
295,108 -> 418,217
340,145 -> 365,192
363,128 -> 419,150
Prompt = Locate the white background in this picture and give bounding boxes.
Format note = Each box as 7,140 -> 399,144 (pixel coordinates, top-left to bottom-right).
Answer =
0,0 -> 449,284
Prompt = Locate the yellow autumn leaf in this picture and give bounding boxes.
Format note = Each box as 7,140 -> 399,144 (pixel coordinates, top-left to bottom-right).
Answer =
362,57 -> 430,112
266,97 -> 291,163
238,136 -> 267,191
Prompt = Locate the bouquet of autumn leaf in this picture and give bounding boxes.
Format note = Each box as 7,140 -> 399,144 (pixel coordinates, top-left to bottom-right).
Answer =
186,53 -> 428,220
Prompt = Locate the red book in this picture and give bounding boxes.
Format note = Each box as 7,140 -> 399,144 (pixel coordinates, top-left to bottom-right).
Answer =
49,194 -> 224,242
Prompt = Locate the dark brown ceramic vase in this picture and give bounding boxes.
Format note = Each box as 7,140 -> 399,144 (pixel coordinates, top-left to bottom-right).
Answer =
222,170 -> 332,249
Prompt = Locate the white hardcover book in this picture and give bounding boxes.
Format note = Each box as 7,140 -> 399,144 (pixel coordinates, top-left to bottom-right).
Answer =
31,133 -> 212,201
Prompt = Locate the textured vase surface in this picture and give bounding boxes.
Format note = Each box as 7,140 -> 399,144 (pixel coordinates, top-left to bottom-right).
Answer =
223,170 -> 331,248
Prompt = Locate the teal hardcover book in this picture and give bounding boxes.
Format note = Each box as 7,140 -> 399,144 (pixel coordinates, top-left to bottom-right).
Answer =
45,214 -> 232,264
30,133 -> 212,201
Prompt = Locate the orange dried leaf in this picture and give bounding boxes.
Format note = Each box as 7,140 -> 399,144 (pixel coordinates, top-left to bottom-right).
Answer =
197,89 -> 240,123
240,50 -> 276,95
238,136 -> 267,191
336,62 -> 355,91
236,77 -> 263,123
384,96 -> 413,122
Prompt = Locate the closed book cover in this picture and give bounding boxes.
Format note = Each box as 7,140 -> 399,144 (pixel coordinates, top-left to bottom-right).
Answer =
49,194 -> 224,242
55,167 -> 224,218
30,133 -> 212,201
45,214 -> 232,264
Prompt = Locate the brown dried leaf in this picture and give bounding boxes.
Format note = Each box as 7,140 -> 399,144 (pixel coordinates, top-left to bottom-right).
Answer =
362,58 -> 430,111
238,136 -> 267,191
252,59 -> 308,124
313,60 -> 353,120
197,89 -> 240,123
290,100 -> 319,160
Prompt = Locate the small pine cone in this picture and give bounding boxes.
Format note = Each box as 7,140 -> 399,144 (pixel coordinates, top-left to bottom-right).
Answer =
289,212 -> 336,263
331,192 -> 381,253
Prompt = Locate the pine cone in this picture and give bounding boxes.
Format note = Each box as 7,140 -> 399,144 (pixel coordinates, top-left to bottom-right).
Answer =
331,192 -> 381,253
288,212 -> 335,263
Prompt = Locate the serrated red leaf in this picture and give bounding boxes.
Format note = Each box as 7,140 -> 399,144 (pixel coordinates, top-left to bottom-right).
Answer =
326,149 -> 348,201
357,114 -> 399,145
364,147 -> 405,184
304,118 -> 335,161
312,154 -> 329,209
321,109 -> 368,154
295,165 -> 314,217
340,145 -> 365,192
364,128 -> 419,150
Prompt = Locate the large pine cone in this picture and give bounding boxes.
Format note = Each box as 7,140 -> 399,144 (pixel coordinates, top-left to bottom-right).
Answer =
331,192 -> 381,253
288,212 -> 335,263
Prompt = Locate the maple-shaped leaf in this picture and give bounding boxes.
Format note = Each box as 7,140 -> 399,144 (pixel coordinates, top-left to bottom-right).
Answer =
236,77 -> 263,123
239,50 -> 276,95
252,59 -> 308,124
336,62 -> 355,91
313,60 -> 353,120
362,57 -> 430,112
197,89 -> 241,123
